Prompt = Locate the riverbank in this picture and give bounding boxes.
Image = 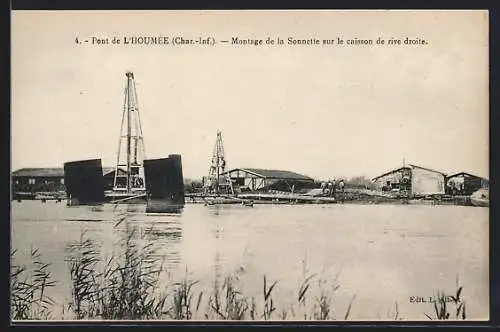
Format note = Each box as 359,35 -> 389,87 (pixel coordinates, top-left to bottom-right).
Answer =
11,186 -> 487,208
13,194 -> 480,207
185,190 -> 479,207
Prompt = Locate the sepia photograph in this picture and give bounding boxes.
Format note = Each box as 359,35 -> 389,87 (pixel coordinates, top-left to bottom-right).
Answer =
10,10 -> 489,322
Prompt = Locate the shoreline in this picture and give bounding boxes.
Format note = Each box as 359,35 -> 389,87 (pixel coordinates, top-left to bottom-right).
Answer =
11,196 -> 484,208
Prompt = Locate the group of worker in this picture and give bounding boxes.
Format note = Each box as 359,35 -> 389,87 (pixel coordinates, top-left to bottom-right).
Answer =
446,180 -> 465,196
320,179 -> 345,197
382,174 -> 411,192
114,175 -> 144,189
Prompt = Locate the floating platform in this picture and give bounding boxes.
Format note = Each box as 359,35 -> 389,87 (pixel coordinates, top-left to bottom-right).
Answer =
185,189 -> 480,207
238,193 -> 337,204
103,191 -> 147,204
185,192 -> 336,205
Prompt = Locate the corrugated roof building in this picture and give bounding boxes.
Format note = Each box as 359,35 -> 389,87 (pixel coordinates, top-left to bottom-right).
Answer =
12,167 -> 124,193
12,168 -> 65,178
12,167 -> 118,178
12,167 -> 66,193
223,167 -> 315,192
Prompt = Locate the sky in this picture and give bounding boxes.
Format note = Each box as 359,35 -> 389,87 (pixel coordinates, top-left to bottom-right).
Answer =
11,10 -> 489,180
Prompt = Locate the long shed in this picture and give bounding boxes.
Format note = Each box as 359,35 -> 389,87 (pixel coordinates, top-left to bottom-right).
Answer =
12,167 -> 125,193
223,168 -> 316,192
12,168 -> 66,192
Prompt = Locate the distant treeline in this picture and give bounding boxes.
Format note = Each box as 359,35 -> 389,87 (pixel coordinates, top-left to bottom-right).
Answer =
343,176 -> 374,189
184,179 -> 204,193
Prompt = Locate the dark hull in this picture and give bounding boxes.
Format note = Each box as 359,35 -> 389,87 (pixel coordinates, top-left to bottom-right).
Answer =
64,159 -> 105,204
67,196 -> 184,213
146,199 -> 184,213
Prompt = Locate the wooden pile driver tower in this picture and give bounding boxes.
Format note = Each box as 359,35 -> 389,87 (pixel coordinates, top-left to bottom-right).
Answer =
204,131 -> 234,195
113,71 -> 147,193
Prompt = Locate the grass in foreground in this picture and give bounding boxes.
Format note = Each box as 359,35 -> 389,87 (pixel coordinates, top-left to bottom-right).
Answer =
10,218 -> 470,321
65,220 -> 169,320
424,276 -> 466,320
10,247 -> 57,320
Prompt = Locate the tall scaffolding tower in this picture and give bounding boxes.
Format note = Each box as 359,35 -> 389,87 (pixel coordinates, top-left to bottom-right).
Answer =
113,71 -> 146,193
204,131 -> 234,195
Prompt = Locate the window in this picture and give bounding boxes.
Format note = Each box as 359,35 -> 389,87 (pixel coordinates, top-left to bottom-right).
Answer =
60,178 -> 65,184
28,178 -> 36,185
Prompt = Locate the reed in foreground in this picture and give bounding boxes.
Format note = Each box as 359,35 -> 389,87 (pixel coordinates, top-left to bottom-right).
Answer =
10,247 -> 57,320
168,270 -> 201,320
424,276 -> 466,320
11,221 -> 471,321
65,221 -> 169,320
205,272 -> 250,320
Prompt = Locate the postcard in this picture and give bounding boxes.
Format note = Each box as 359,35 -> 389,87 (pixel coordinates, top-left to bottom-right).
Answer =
10,10 -> 489,322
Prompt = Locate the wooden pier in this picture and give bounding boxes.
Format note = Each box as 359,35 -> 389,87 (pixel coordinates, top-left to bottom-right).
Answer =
185,192 -> 337,204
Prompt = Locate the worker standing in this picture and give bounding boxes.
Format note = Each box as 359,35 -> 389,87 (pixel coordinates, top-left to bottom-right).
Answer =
338,179 -> 345,192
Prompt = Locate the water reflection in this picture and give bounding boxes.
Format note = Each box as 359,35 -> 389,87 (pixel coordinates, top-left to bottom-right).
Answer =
111,217 -> 183,281
10,201 -> 490,320
90,205 -> 104,212
207,206 -> 222,216
214,251 -> 223,285
212,223 -> 223,239
143,225 -> 182,242
146,199 -> 184,214
66,201 -> 185,216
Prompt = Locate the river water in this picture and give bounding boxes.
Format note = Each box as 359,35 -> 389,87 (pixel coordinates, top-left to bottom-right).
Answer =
11,200 -> 489,321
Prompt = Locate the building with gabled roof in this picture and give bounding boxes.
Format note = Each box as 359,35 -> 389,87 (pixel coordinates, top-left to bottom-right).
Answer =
372,164 -> 447,197
11,167 -> 126,193
223,167 -> 315,192
12,167 -> 67,193
445,172 -> 489,196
